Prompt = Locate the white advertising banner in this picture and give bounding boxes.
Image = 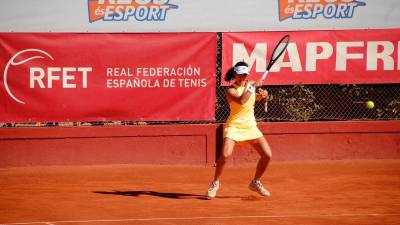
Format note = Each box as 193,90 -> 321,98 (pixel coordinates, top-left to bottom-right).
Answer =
0,0 -> 399,32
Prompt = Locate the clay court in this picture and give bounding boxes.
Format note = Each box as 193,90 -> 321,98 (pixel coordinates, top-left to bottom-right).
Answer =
1,160 -> 399,225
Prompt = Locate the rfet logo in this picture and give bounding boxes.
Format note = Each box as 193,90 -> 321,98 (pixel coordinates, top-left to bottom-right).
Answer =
88,0 -> 178,23
3,49 -> 92,104
279,0 -> 366,21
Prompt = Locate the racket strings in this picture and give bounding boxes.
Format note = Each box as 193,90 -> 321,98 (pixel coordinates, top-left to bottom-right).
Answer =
272,42 -> 289,59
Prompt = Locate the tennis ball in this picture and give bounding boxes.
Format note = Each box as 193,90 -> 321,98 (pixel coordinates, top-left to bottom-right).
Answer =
366,101 -> 375,109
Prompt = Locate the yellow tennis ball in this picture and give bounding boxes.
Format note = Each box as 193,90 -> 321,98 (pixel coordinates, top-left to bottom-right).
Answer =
366,101 -> 375,109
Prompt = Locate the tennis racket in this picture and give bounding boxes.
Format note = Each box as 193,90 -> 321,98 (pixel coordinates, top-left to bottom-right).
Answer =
261,35 -> 290,112
261,34 -> 290,80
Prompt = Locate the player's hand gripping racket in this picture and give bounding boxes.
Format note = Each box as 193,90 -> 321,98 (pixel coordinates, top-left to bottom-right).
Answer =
261,34 -> 291,80
261,35 -> 290,112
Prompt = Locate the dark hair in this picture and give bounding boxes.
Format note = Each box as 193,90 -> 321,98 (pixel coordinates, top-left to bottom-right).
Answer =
224,61 -> 249,82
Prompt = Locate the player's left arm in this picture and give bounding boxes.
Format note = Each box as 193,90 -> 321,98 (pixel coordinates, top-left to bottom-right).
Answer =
256,88 -> 268,102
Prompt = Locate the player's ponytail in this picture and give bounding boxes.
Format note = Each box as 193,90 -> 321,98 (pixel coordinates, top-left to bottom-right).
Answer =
224,61 -> 249,82
224,67 -> 235,82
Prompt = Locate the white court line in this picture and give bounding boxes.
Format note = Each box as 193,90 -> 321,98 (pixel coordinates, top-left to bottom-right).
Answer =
1,213 -> 400,225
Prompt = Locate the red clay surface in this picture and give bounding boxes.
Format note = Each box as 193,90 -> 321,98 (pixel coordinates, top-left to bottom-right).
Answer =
0,160 -> 399,225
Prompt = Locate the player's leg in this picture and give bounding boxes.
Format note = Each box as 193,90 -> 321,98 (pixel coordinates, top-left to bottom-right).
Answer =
207,137 -> 236,198
214,137 -> 235,180
248,136 -> 272,196
250,136 -> 272,179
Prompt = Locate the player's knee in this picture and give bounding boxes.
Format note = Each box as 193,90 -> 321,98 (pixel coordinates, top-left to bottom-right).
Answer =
217,154 -> 229,165
261,150 -> 272,160
222,151 -> 233,159
261,142 -> 272,159
266,151 -> 272,160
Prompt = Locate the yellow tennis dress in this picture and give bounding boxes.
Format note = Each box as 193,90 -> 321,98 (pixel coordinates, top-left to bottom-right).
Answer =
224,84 -> 263,142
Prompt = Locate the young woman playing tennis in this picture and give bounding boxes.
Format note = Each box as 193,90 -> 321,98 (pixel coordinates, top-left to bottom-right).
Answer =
207,61 -> 272,199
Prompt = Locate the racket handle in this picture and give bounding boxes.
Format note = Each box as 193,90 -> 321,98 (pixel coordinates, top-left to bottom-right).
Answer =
261,70 -> 269,80
264,100 -> 268,112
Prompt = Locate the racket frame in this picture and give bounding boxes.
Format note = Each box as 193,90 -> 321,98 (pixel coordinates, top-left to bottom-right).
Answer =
261,35 -> 290,80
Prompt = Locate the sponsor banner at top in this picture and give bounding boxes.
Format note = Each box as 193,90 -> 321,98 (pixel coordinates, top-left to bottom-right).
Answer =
88,0 -> 178,23
0,0 -> 399,32
279,0 -> 366,21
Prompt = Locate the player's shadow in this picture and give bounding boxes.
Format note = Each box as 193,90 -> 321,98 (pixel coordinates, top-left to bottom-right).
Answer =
95,190 -> 207,200
94,190 -> 242,200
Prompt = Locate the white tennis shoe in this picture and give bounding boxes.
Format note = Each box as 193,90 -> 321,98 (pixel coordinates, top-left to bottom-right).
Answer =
206,180 -> 220,198
249,180 -> 270,196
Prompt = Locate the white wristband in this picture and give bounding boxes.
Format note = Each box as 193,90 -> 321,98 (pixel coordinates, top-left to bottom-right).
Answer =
246,85 -> 255,94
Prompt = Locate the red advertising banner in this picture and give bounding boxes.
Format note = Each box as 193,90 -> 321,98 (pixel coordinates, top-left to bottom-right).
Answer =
222,29 -> 400,85
0,33 -> 216,122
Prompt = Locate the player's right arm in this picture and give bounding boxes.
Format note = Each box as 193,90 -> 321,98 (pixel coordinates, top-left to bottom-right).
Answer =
226,85 -> 254,105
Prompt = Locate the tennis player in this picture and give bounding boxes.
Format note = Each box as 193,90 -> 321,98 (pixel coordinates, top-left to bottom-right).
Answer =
207,61 -> 272,198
